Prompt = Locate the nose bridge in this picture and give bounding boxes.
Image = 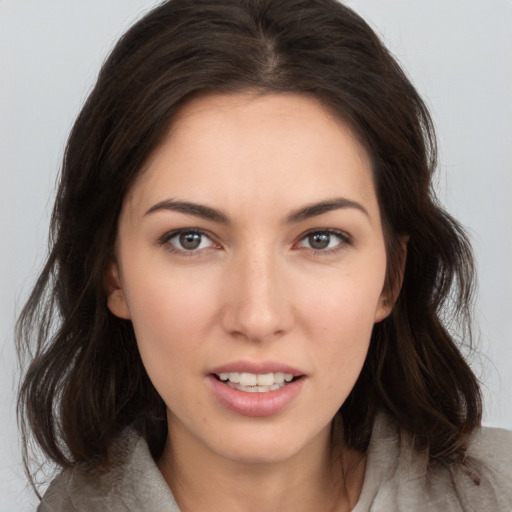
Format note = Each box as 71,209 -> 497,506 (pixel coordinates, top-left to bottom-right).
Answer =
223,243 -> 291,341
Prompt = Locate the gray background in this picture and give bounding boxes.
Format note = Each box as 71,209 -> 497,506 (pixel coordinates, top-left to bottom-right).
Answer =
1,1 -> 511,509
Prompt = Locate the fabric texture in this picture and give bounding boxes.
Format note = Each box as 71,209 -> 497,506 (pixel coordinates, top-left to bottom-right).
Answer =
38,413 -> 512,511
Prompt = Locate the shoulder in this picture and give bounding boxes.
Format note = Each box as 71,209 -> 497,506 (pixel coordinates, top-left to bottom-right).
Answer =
38,429 -> 180,512
354,413 -> 512,512
456,424 -> 512,506
466,423 -> 512,471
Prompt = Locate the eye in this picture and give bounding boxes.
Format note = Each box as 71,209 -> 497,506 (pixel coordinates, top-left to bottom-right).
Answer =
162,229 -> 216,252
297,230 -> 350,252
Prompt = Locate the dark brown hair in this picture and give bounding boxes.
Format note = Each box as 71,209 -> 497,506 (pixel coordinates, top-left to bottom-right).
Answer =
17,0 -> 481,490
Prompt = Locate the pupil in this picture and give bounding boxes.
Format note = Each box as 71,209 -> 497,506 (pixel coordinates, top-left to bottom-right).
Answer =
309,233 -> 330,249
180,232 -> 201,250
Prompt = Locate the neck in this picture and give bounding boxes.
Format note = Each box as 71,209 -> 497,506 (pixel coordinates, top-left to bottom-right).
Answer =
157,417 -> 366,512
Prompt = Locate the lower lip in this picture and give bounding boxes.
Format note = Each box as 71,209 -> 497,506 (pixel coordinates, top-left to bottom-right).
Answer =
207,375 -> 306,417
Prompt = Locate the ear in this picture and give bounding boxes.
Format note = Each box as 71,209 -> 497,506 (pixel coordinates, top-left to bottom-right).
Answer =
374,236 -> 409,323
105,260 -> 131,319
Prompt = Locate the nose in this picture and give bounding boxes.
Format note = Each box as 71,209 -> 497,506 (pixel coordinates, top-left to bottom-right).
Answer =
221,248 -> 294,343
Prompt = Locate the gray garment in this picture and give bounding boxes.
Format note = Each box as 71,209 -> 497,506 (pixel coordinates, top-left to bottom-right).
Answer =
39,413 -> 512,511
39,428 -> 180,512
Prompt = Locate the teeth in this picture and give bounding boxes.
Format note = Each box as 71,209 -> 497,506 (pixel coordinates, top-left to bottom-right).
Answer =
218,371 -> 295,389
219,372 -> 239,383
256,373 -> 274,386
239,373 -> 257,386
274,372 -> 285,384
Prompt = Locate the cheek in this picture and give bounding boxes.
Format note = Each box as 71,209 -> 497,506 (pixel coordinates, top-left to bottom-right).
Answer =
301,258 -> 385,333
121,264 -> 222,373
298,255 -> 386,374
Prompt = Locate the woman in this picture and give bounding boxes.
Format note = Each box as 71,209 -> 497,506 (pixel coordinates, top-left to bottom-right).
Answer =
16,0 -> 511,510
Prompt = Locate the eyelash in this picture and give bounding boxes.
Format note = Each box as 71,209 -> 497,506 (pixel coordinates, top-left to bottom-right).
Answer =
158,228 -> 218,256
158,228 -> 352,256
297,229 -> 352,255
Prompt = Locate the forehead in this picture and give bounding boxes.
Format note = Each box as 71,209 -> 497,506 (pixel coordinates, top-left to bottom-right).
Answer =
123,92 -> 378,221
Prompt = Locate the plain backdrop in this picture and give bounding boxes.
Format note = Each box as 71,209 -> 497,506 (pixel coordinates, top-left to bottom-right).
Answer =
1,1 -> 511,510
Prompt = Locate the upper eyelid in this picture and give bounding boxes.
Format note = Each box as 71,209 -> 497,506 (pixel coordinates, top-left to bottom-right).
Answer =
298,228 -> 352,242
294,229 -> 353,255
158,227 -> 352,248
159,227 -> 215,245
158,229 -> 220,258
161,227 -> 210,238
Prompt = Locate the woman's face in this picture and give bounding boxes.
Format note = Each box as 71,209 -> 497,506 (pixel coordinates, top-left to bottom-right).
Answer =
108,92 -> 391,465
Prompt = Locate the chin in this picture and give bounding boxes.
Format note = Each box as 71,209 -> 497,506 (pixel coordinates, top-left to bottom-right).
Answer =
216,438 -> 306,465
202,420 -> 329,466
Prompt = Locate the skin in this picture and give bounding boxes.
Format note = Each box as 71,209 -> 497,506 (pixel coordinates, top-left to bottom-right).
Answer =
107,92 -> 395,511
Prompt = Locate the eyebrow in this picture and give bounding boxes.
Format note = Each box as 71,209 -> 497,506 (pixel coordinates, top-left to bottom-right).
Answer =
144,197 -> 368,224
286,197 -> 369,223
145,200 -> 230,223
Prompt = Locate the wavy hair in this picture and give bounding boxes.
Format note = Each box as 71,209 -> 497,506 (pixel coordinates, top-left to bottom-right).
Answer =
17,0 -> 481,490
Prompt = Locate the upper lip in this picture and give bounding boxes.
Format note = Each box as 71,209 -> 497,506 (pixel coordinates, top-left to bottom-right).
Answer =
209,360 -> 305,377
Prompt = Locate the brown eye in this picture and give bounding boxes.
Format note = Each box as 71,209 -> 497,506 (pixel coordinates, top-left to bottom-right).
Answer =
297,230 -> 349,252
164,230 -> 214,252
308,232 -> 331,250
179,232 -> 202,250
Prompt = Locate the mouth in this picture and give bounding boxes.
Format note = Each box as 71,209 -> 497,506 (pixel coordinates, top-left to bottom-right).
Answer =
213,371 -> 301,393
208,362 -> 306,415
